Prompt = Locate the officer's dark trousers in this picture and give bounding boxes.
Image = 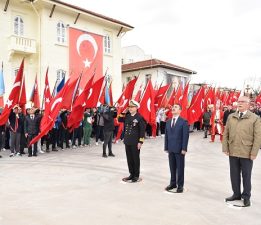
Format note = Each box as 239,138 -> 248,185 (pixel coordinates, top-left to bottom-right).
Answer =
229,156 -> 253,200
103,131 -> 113,154
125,144 -> 140,178
169,152 -> 185,188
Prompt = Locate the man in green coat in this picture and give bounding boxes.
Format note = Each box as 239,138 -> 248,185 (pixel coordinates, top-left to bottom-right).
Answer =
222,96 -> 261,207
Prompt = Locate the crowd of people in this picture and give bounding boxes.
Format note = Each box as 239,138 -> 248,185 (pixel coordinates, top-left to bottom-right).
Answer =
0,99 -> 260,159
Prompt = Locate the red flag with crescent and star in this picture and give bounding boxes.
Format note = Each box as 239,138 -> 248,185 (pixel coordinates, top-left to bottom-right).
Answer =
69,27 -> 103,88
31,77 -> 75,145
187,86 -> 205,125
139,80 -> 156,125
0,59 -> 24,125
116,78 -> 138,114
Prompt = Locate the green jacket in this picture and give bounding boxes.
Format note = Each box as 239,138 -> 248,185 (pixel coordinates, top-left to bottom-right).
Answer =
222,110 -> 261,159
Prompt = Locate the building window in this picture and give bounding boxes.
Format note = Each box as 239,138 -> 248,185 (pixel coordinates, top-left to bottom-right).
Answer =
145,74 -> 152,85
57,69 -> 66,81
14,68 -> 20,77
104,34 -> 112,54
126,76 -> 131,83
57,21 -> 66,43
14,16 -> 24,36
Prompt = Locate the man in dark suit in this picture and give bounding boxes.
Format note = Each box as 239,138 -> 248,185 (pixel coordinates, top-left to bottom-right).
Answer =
118,100 -> 146,183
24,107 -> 41,157
164,104 -> 189,193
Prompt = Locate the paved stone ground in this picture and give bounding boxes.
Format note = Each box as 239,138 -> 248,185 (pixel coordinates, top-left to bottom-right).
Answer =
0,131 -> 260,225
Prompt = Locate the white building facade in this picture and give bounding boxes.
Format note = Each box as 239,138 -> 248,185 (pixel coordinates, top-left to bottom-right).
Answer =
0,0 -> 133,102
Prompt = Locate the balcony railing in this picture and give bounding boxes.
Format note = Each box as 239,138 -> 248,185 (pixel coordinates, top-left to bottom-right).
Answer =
9,35 -> 36,54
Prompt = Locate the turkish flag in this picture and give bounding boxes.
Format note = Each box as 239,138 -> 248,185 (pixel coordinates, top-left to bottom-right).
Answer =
134,85 -> 143,102
31,78 -> 73,145
67,75 -> 94,130
154,84 -> 171,109
167,87 -> 176,107
29,75 -> 40,109
116,78 -> 138,114
61,77 -> 81,110
139,80 -> 156,125
204,87 -> 215,110
256,93 -> 261,105
86,76 -> 105,108
43,68 -> 52,110
180,82 -> 190,119
69,27 -> 103,87
19,76 -> 27,114
174,84 -> 183,104
0,59 -> 24,125
187,86 -> 205,125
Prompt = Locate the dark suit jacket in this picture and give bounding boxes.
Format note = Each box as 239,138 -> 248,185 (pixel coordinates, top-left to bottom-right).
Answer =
24,115 -> 41,135
164,116 -> 189,153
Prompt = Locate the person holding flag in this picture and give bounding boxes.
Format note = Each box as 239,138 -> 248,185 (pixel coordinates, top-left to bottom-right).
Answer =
118,100 -> 146,183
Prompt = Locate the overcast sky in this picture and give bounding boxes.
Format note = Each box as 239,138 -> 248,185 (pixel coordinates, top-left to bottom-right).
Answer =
65,0 -> 261,90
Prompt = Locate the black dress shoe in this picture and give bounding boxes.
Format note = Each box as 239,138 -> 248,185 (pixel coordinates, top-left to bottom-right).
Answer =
131,177 -> 139,182
176,187 -> 184,193
122,175 -> 133,181
102,153 -> 107,158
52,148 -> 58,151
243,199 -> 251,207
225,195 -> 241,201
165,185 -> 177,191
28,155 -> 32,157
0,155 -> 2,158
33,154 -> 37,157
108,153 -> 115,157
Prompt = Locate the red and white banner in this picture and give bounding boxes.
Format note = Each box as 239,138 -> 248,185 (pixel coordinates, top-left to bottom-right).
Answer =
69,27 -> 103,87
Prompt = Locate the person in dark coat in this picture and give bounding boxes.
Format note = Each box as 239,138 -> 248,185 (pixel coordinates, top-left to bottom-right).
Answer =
24,107 -> 41,157
164,104 -> 189,193
101,105 -> 117,157
223,105 -> 236,126
8,105 -> 24,157
118,100 -> 146,183
202,107 -> 212,138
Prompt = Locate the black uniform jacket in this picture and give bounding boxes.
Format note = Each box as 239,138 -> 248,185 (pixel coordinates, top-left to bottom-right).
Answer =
118,112 -> 146,146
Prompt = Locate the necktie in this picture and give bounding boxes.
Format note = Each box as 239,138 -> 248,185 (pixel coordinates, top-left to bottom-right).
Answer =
239,112 -> 243,118
31,115 -> 34,120
171,118 -> 176,128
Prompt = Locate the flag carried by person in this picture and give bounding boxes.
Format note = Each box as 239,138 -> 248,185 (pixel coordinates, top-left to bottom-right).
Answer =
67,75 -> 94,130
29,75 -> 40,109
187,86 -> 205,125
0,59 -> 24,125
116,77 -> 138,114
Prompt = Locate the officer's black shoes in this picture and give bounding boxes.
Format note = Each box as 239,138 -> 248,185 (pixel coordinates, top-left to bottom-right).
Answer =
131,177 -> 139,183
102,153 -> 107,158
28,154 -> 32,157
165,185 -> 177,191
225,195 -> 241,202
243,199 -> 251,207
122,175 -> 133,182
0,155 -> 2,158
52,148 -> 58,151
108,153 -> 115,157
176,187 -> 184,193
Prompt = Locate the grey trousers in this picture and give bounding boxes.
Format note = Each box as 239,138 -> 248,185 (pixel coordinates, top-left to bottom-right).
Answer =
10,132 -> 21,154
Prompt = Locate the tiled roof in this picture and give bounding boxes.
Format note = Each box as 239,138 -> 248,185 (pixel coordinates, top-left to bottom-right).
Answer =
50,0 -> 134,29
122,59 -> 196,74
